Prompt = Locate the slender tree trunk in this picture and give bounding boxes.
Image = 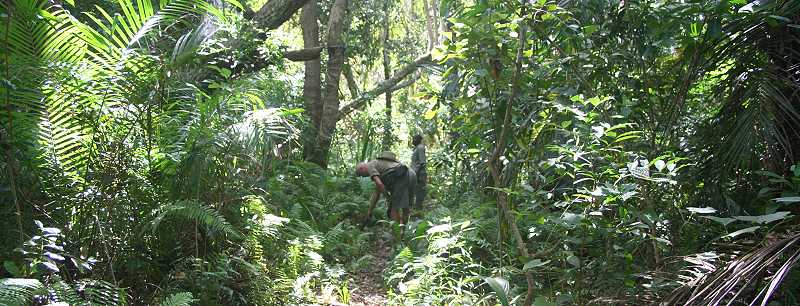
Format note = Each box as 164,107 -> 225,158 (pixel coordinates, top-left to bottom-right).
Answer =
421,0 -> 436,50
381,1 -> 393,150
343,62 -> 360,100
3,13 -> 23,244
485,14 -> 535,306
301,0 -> 323,160
308,0 -> 349,167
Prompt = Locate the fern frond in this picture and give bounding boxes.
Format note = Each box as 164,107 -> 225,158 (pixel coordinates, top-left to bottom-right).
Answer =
75,279 -> 127,306
151,200 -> 240,239
0,278 -> 45,306
1,0 -> 90,178
49,279 -> 82,305
159,292 -> 195,306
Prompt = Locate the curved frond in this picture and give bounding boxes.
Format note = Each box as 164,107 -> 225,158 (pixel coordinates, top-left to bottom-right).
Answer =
159,292 -> 196,306
0,278 -> 45,306
151,199 -> 240,239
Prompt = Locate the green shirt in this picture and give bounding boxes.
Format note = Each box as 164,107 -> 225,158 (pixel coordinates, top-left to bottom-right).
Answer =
411,144 -> 426,170
366,159 -> 401,178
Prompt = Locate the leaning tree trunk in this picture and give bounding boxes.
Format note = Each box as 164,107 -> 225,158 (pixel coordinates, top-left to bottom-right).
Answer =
252,0 -> 313,30
307,0 -> 349,167
381,1 -> 393,151
300,0 -> 323,160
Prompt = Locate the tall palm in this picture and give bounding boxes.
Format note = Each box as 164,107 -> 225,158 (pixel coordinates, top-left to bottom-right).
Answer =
700,0 -> 800,176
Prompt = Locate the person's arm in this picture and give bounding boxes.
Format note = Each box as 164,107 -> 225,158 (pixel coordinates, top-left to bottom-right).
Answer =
371,175 -> 385,193
365,189 -> 380,221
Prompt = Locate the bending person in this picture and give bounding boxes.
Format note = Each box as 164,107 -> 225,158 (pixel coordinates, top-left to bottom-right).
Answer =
356,151 -> 416,225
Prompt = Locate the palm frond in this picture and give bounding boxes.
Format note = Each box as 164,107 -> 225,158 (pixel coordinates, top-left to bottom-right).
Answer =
665,232 -> 800,305
699,0 -> 800,173
159,292 -> 196,306
151,199 -> 240,239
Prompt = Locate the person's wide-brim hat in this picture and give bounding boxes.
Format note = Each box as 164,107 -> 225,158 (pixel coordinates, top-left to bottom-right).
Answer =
377,151 -> 398,161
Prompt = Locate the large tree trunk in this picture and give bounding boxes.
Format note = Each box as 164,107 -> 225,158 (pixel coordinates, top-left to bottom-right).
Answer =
381,2 -> 393,150
307,0 -> 349,167
300,1 -> 322,161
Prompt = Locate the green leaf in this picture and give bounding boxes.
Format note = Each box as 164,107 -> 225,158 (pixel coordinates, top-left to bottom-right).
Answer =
583,25 -> 598,36
160,292 -> 196,306
732,212 -> 791,224
702,216 -> 736,226
64,0 -> 75,5
534,296 -> 557,306
220,68 -> 231,79
431,48 -> 446,61
523,259 -> 551,271
3,261 -> 20,277
722,226 -> 761,239
654,160 -> 666,171
222,0 -> 244,10
424,109 -> 438,120
687,206 -> 717,214
566,255 -> 581,267
774,197 -> 800,204
484,277 -> 510,306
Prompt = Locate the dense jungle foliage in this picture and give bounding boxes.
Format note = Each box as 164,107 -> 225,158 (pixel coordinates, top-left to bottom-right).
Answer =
2,0 -> 800,305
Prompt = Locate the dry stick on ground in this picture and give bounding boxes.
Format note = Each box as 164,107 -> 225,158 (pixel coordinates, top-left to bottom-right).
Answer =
485,10 -> 536,306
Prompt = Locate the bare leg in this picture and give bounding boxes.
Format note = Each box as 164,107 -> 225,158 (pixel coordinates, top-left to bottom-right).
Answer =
389,208 -> 402,224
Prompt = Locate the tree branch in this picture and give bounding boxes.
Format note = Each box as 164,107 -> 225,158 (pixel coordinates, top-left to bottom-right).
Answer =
389,73 -> 419,92
253,0 -> 312,30
343,62 -> 360,99
284,47 -> 323,61
337,53 -> 431,119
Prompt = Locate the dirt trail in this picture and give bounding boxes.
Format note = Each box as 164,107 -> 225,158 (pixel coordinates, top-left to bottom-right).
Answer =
347,230 -> 392,306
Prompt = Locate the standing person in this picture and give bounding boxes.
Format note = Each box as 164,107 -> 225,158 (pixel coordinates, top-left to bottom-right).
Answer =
356,151 -> 416,225
411,135 -> 427,210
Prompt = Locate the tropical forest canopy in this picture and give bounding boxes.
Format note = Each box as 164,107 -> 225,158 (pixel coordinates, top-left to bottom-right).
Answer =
2,0 -> 800,305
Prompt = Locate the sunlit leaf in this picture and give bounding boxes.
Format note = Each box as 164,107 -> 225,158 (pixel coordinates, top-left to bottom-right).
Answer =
702,216 -> 736,226
722,226 -> 761,239
687,207 -> 717,214
566,255 -> 581,267
732,212 -> 791,224
774,197 -> 800,204
484,277 -> 510,306
523,259 -> 551,270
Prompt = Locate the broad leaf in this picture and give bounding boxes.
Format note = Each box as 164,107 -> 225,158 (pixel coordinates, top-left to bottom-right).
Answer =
702,216 -> 736,226
687,207 -> 717,214
774,197 -> 800,204
733,212 -> 791,224
484,277 -> 510,306
722,226 -> 761,239
523,259 -> 551,270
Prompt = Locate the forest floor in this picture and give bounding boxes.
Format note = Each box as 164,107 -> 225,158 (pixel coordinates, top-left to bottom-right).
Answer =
347,229 -> 393,306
